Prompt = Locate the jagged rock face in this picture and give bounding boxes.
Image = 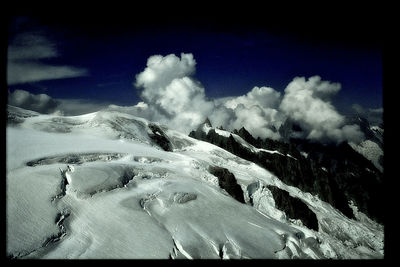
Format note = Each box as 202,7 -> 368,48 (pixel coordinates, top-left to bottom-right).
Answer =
234,127 -> 302,158
292,139 -> 384,223
278,119 -> 305,142
189,123 -> 384,224
233,127 -> 257,145
257,145 -> 355,221
208,166 -> 245,204
266,185 -> 319,231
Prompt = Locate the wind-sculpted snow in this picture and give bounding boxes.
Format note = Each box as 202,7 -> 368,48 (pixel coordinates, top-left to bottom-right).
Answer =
136,177 -> 295,259
6,165 -> 65,258
6,164 -> 75,258
6,107 -> 384,259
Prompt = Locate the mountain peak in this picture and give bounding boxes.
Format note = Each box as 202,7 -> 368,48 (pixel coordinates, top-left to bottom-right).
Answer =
202,117 -> 212,128
238,126 -> 250,135
278,118 -> 305,142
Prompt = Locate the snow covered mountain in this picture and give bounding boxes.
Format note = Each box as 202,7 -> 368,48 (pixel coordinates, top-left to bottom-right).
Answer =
190,117 -> 384,224
6,105 -> 384,259
346,115 -> 383,172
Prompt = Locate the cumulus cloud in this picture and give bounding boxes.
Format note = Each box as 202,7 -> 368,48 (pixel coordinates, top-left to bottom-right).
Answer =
280,76 -> 364,143
8,89 -> 110,115
230,104 -> 281,139
7,32 -> 88,85
135,53 -> 196,94
134,53 -> 217,133
133,53 -> 366,143
224,86 -> 283,139
9,48 -> 370,146
134,53 -> 280,138
8,89 -> 60,114
225,86 -> 281,110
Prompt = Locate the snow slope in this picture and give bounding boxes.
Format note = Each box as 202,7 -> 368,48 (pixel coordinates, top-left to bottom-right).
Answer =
6,105 -> 384,259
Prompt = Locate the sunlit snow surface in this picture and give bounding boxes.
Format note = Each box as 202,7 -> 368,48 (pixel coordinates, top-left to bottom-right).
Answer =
6,106 -> 384,259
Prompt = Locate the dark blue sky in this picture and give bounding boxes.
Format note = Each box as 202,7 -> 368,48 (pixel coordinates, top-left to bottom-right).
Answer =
7,14 -> 383,114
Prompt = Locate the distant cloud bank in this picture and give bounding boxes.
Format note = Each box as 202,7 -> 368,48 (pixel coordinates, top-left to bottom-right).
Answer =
133,53 -> 368,144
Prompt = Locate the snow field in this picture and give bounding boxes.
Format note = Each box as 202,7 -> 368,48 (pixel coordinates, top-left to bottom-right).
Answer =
6,107 -> 384,259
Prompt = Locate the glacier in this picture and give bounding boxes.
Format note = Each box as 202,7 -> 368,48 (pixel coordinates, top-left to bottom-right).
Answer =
6,105 -> 384,259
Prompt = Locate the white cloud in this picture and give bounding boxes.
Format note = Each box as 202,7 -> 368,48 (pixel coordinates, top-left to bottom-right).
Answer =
223,86 -> 283,139
159,77 -> 212,116
231,104 -> 281,140
8,89 -> 60,114
134,53 -> 281,137
280,76 -> 364,143
225,86 -> 281,110
135,53 -> 196,103
306,75 -> 341,100
7,32 -> 89,85
134,53 -> 217,133
134,54 -> 366,143
7,62 -> 89,85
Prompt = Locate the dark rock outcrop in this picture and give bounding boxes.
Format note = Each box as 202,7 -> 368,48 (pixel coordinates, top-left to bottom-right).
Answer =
267,185 -> 319,231
208,166 -> 245,204
148,123 -> 173,152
